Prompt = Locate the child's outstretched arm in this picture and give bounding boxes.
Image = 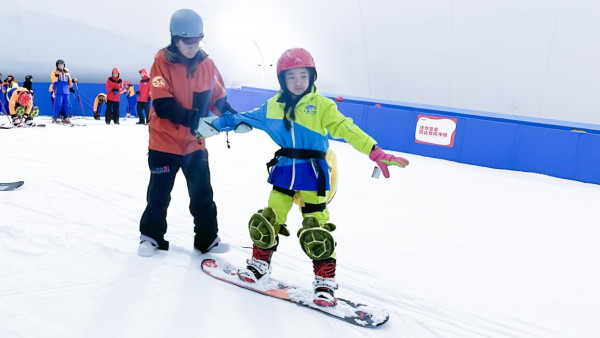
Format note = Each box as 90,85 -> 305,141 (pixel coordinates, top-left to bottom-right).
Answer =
323,100 -> 409,178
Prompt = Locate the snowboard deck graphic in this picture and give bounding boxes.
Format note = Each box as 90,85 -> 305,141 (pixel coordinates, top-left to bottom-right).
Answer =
201,258 -> 389,328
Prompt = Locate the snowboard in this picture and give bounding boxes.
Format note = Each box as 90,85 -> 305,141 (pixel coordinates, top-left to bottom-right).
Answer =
0,181 -> 24,191
201,258 -> 389,328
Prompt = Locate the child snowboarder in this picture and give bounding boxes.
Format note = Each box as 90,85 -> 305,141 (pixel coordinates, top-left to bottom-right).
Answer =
196,48 -> 409,307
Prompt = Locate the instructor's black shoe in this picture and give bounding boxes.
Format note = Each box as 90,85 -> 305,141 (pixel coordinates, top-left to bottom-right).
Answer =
195,235 -> 230,254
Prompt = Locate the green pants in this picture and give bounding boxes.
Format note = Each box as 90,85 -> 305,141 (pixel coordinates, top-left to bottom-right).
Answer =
268,189 -> 329,224
267,188 -> 336,260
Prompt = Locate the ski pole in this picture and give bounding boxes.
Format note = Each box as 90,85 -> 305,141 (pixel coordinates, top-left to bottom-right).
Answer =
0,101 -> 11,125
74,81 -> 86,118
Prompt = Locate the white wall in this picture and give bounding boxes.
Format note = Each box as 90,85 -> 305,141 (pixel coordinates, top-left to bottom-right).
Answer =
2,0 -> 599,125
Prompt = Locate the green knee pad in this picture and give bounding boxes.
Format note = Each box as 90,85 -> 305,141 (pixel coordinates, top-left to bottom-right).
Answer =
15,106 -> 25,116
30,106 -> 39,118
297,217 -> 337,260
248,207 -> 290,249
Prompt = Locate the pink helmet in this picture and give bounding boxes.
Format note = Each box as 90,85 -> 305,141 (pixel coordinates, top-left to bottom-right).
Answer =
276,48 -> 316,75
112,67 -> 120,75
125,80 -> 131,86
18,92 -> 32,107
139,68 -> 149,77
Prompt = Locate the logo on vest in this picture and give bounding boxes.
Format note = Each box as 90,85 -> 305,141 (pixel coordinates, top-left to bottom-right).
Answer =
152,76 -> 166,88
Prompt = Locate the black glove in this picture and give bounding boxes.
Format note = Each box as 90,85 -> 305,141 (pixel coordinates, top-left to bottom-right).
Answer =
220,101 -> 238,114
69,87 -> 75,93
136,91 -> 140,95
112,89 -> 119,93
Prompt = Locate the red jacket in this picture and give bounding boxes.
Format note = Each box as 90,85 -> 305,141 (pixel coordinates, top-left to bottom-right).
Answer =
105,76 -> 123,102
148,49 -> 227,155
138,76 -> 151,102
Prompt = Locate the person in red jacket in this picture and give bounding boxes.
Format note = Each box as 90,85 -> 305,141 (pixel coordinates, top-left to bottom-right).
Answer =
136,68 -> 151,125
137,8 -> 237,257
105,68 -> 125,124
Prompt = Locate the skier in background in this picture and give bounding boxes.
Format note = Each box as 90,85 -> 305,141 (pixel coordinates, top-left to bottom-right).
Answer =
50,59 -> 76,124
137,8 -> 236,257
124,80 -> 137,118
0,72 -> 7,114
196,48 -> 410,307
93,93 -> 107,120
8,88 -> 38,127
23,75 -> 33,94
2,75 -> 16,114
4,74 -> 18,91
105,67 -> 125,124
136,68 -> 151,125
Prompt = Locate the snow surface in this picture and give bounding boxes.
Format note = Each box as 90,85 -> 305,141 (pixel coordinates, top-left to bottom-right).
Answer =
1,116 -> 600,338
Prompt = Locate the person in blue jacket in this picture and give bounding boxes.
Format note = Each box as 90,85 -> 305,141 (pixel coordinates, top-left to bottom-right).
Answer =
195,48 -> 409,307
50,59 -> 76,124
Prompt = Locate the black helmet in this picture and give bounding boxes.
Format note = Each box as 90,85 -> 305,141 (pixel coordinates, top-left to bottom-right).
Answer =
56,59 -> 65,67
25,75 -> 33,80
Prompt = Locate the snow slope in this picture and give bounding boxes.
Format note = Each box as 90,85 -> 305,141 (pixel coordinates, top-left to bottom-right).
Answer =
1,116 -> 599,338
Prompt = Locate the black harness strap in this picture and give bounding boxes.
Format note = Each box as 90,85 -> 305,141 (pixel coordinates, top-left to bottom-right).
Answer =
267,148 -> 327,197
273,185 -> 296,198
301,202 -> 327,214
272,186 -> 327,214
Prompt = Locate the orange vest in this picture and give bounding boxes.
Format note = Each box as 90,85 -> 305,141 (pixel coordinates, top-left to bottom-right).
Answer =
148,49 -> 227,155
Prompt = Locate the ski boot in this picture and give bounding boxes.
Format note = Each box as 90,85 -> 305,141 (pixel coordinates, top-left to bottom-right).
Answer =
238,245 -> 274,283
313,258 -> 338,307
11,116 -> 22,127
52,117 -> 60,124
62,117 -> 71,124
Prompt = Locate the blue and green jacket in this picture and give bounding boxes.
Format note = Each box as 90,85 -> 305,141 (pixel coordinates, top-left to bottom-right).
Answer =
214,87 -> 377,192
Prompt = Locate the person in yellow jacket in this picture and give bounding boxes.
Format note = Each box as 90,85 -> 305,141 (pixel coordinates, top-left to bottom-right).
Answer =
8,87 -> 38,127
93,93 -> 107,120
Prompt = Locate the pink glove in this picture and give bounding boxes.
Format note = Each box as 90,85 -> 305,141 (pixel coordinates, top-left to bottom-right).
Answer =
369,146 -> 409,178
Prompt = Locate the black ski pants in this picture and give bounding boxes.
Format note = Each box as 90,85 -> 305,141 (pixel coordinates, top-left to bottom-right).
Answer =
137,101 -> 150,124
140,149 -> 218,251
105,100 -> 120,124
